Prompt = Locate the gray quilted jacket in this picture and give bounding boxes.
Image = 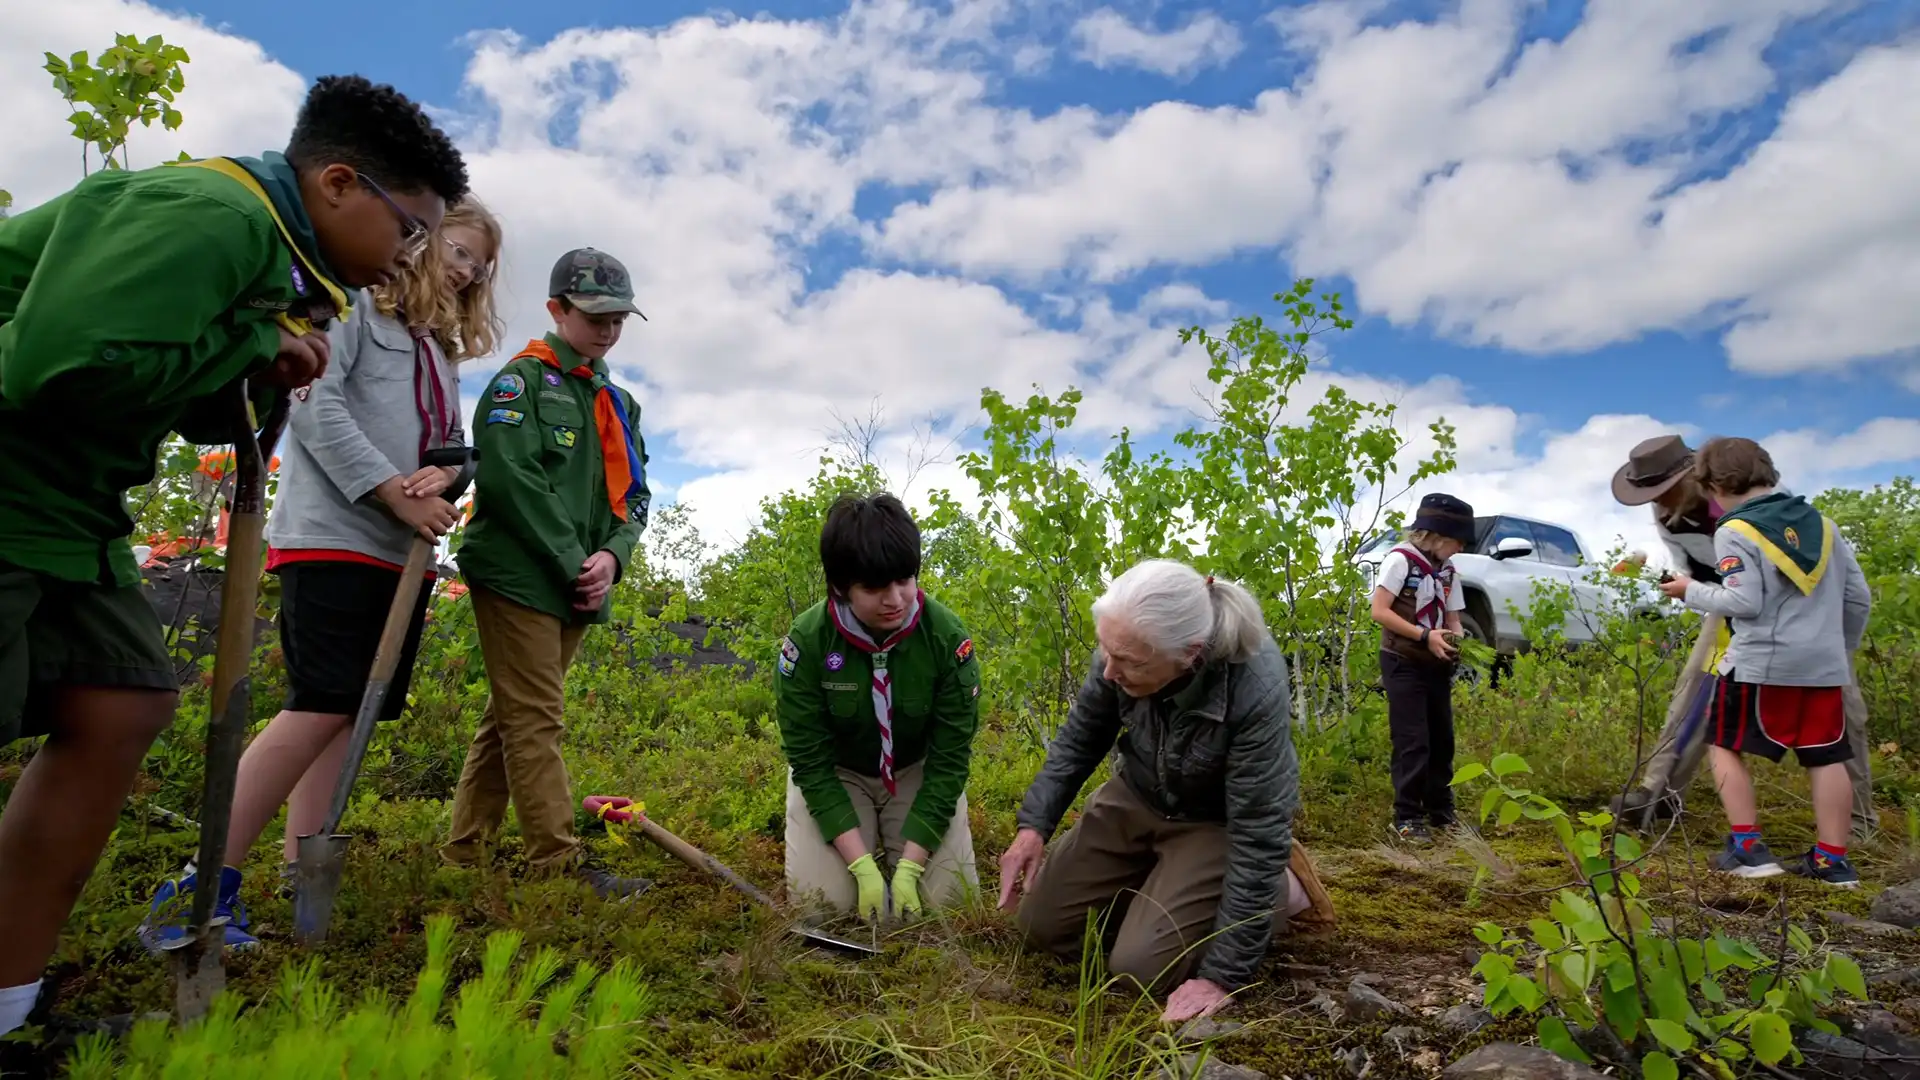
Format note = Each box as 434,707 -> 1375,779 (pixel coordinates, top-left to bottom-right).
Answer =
1015,635 -> 1298,989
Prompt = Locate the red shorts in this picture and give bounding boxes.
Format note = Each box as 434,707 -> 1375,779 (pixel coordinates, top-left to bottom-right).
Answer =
1708,673 -> 1851,768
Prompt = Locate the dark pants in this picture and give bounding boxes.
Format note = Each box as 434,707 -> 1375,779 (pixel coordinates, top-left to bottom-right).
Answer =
1382,650 -> 1455,825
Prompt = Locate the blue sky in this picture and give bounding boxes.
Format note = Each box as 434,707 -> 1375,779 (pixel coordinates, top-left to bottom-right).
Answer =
7,0 -> 1916,557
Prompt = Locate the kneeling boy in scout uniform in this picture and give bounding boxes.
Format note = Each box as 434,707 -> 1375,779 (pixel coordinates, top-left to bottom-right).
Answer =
776,492 -> 982,921
443,248 -> 652,898
0,74 -> 467,1033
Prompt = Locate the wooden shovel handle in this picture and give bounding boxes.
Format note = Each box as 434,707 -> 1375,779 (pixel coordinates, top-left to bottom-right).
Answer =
633,817 -> 776,910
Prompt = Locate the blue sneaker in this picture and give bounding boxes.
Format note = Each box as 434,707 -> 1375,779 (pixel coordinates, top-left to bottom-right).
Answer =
1711,838 -> 1785,879
138,866 -> 259,954
1788,848 -> 1861,889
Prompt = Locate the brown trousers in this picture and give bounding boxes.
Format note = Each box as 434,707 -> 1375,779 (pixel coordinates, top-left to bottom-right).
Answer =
783,761 -> 979,914
442,587 -> 588,873
1016,777 -> 1333,992
1638,616 -> 1876,833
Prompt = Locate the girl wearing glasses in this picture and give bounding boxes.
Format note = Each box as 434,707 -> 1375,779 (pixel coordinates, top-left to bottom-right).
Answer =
140,199 -> 505,952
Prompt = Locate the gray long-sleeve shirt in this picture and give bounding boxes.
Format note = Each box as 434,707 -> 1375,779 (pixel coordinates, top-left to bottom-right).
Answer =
1682,520 -> 1870,687
264,292 -> 465,566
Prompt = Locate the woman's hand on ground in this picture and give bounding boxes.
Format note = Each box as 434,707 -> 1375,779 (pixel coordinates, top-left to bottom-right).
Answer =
997,828 -> 1045,912
1160,978 -> 1229,1023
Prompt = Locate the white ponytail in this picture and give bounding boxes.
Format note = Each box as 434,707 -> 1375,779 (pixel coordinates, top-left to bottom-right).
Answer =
1091,558 -> 1270,665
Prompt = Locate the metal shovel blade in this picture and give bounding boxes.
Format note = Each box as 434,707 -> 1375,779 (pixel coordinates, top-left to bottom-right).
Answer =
167,924 -> 227,1023
291,832 -> 352,946
790,925 -> 880,956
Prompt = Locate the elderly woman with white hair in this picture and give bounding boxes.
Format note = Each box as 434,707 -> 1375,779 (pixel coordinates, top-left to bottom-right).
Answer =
998,559 -> 1333,1023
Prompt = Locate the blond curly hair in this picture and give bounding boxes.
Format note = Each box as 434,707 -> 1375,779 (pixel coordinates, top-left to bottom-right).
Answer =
372,197 -> 504,362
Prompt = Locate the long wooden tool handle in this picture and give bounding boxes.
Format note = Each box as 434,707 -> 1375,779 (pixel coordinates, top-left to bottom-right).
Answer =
635,817 -> 777,910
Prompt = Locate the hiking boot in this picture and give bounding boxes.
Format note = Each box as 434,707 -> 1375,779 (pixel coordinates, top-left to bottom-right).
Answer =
1393,820 -> 1433,846
1787,849 -> 1861,889
1710,838 -> 1785,879
138,866 -> 259,953
579,866 -> 652,901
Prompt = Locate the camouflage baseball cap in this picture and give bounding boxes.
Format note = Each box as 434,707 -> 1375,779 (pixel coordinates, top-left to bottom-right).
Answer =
548,247 -> 647,319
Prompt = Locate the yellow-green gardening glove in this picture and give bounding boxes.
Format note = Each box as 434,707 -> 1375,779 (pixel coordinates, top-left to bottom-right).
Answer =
847,854 -> 887,922
890,859 -> 926,920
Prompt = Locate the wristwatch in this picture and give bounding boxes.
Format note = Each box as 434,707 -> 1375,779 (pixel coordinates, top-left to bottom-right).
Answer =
1418,628 -> 1431,647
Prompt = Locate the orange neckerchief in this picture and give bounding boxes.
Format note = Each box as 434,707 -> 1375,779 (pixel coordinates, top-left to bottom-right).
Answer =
515,339 -> 642,519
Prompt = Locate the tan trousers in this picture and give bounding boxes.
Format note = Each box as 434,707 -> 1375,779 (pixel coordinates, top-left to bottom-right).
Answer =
442,587 -> 588,873
1638,617 -> 1876,833
1016,777 -> 1335,993
784,761 -> 979,914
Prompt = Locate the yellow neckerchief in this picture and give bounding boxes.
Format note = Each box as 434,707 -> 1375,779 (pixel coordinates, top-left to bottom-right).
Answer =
1720,516 -> 1836,596
167,157 -> 352,335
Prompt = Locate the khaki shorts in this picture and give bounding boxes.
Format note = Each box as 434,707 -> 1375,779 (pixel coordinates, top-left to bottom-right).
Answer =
0,563 -> 177,743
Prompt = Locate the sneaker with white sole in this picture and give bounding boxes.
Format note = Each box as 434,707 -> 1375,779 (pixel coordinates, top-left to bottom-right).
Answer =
138,866 -> 259,953
1710,838 -> 1785,879
1787,848 -> 1861,888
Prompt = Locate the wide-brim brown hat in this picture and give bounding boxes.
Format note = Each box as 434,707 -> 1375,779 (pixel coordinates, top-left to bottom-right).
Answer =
1612,435 -> 1694,506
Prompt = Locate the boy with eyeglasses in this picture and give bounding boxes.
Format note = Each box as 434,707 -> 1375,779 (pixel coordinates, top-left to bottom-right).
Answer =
0,74 -> 467,1033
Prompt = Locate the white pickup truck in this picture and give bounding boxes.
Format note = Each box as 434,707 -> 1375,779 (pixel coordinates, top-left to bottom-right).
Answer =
1355,513 -> 1656,654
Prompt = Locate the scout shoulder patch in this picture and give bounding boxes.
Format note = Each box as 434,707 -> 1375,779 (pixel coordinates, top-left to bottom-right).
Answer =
1783,526 -> 1800,549
1717,555 -> 1745,577
486,408 -> 525,426
955,637 -> 974,663
491,373 -> 526,402
825,652 -> 846,671
544,370 -> 563,387
552,427 -> 577,448
778,636 -> 799,678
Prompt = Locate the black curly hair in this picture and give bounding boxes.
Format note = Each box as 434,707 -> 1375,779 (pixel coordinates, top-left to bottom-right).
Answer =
285,74 -> 468,202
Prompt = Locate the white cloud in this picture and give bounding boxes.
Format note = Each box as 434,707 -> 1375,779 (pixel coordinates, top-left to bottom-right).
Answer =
4,0 -> 1914,575
1070,8 -> 1243,78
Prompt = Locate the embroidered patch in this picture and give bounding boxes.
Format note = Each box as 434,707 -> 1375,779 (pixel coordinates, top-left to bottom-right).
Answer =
970,684 -> 980,699
821,681 -> 860,692
1717,555 -> 1745,576
485,408 -> 525,426
1723,574 -> 1741,589
955,638 -> 974,663
825,652 -> 845,672
491,373 -> 526,402
290,263 -> 307,296
552,427 -> 577,449
778,636 -> 799,678
1784,526 -> 1800,549
544,370 -> 563,386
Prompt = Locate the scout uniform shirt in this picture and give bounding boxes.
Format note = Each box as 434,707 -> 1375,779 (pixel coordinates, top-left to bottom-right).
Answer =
0,153 -> 337,586
456,333 -> 650,625
774,594 -> 981,854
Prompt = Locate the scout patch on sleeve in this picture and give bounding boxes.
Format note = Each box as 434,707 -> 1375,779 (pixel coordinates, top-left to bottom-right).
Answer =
552,427 -> 577,448
955,638 -> 974,663
544,370 -> 563,387
778,636 -> 799,678
491,373 -> 526,402
486,408 -> 525,426
1718,555 -> 1745,577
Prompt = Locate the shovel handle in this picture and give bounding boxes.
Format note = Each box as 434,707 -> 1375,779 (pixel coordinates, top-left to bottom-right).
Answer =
316,537 -> 435,838
633,817 -> 776,910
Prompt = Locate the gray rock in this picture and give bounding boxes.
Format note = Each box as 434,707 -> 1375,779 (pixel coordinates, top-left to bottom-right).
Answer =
1351,971 -> 1387,986
1442,1043 -> 1609,1080
1176,1018 -> 1246,1042
1827,910 -> 1915,937
1345,981 -> 1413,1022
1161,1054 -> 1269,1080
1872,879 -> 1920,929
1436,1004 -> 1495,1034
1340,1045 -> 1373,1078
1310,993 -> 1345,1023
1800,1029 -> 1920,1080
1384,1025 -> 1422,1051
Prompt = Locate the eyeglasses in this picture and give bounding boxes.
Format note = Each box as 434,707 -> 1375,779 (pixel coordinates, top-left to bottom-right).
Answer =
357,172 -> 430,261
443,235 -> 492,284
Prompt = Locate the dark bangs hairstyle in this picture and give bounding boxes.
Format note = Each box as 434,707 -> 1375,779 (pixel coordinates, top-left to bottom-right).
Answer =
820,492 -> 921,595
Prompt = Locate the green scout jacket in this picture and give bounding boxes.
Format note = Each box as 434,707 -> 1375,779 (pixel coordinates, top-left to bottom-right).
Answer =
774,596 -> 980,853
0,154 -> 324,587
456,334 -> 650,625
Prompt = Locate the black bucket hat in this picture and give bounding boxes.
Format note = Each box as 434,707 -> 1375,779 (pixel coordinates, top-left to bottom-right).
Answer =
1412,492 -> 1475,546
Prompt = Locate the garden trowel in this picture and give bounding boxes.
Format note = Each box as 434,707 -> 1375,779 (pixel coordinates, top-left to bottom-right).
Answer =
292,446 -> 480,946
160,384 -> 288,1023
